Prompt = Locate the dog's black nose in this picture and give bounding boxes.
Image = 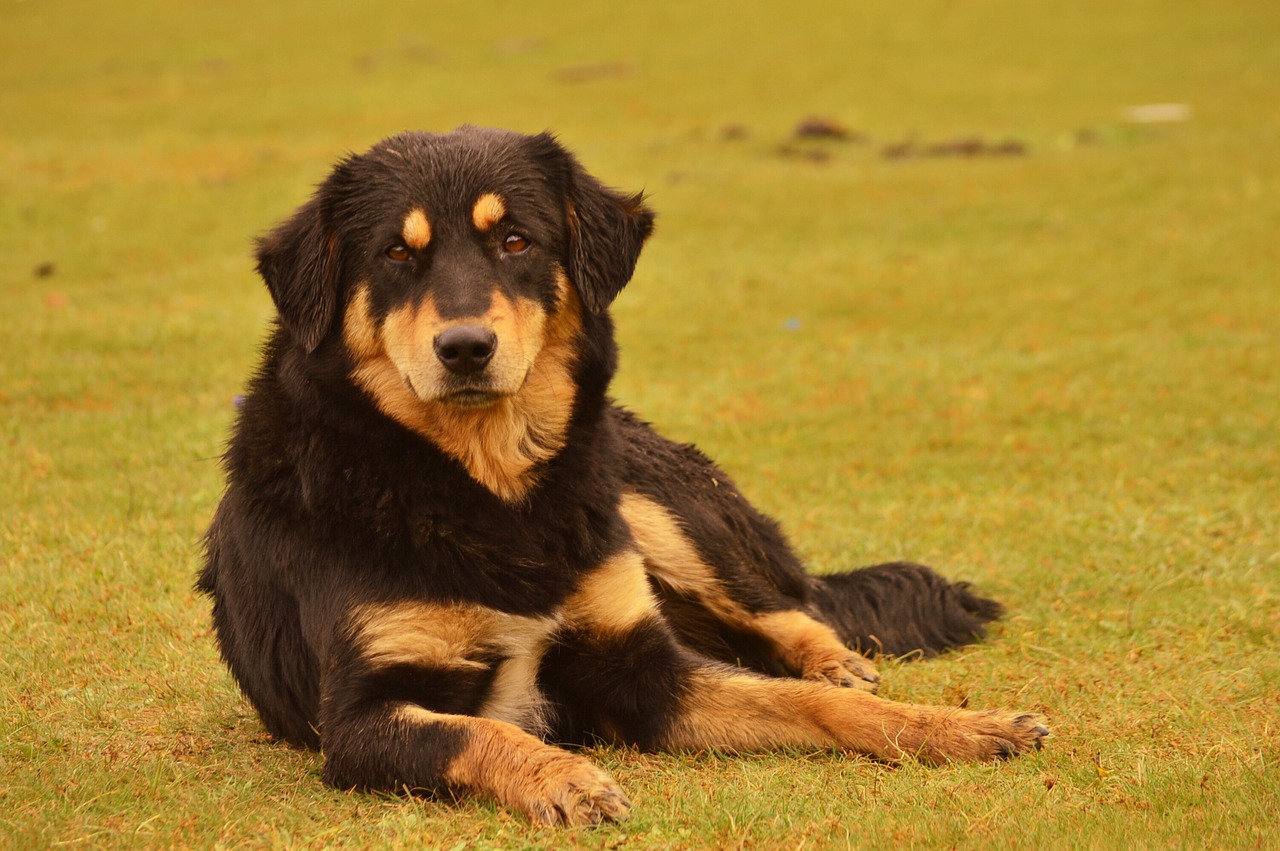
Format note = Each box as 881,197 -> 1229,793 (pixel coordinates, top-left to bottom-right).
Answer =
433,325 -> 497,375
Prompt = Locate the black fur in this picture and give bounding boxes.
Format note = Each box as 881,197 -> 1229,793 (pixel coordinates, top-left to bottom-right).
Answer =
539,616 -> 696,750
198,126 -> 1010,817
256,194 -> 340,353
814,563 -> 1004,657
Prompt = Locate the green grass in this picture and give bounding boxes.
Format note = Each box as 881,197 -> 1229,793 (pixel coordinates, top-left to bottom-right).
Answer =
3,0 -> 1278,846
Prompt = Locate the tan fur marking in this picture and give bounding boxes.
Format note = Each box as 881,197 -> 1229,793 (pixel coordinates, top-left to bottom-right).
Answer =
390,709 -> 630,826
353,602 -> 491,672
402,207 -> 432,249
752,609 -> 878,688
620,492 -> 878,686
565,550 -> 659,633
353,601 -> 560,735
344,269 -> 582,502
619,493 -> 727,606
669,671 -> 832,751
343,284 -> 381,360
471,192 -> 506,232
477,616 -> 561,735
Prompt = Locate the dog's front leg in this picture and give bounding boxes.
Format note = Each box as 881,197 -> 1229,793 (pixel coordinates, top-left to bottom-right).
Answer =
318,601 -> 631,826
321,704 -> 629,825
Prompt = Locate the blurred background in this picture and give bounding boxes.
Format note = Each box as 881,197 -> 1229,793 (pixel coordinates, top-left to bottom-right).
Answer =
3,0 -> 1277,846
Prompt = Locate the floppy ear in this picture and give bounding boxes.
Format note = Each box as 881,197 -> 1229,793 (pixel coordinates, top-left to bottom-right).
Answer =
531,134 -> 655,314
255,193 -> 341,353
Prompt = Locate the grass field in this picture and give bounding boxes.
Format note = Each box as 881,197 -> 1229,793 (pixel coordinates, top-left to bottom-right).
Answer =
3,0 -> 1278,847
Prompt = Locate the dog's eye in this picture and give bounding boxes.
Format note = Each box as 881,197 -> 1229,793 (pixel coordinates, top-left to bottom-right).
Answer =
503,233 -> 530,254
386,244 -> 412,263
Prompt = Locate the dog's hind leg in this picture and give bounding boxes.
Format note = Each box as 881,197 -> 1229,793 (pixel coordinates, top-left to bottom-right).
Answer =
550,549 -> 1047,763
618,485 -> 882,692
612,406 -> 1001,672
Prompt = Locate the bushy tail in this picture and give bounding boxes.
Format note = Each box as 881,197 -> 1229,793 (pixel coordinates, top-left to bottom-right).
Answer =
812,562 -> 1003,658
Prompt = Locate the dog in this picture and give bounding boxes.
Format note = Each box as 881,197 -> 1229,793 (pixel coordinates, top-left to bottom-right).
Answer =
198,126 -> 1048,826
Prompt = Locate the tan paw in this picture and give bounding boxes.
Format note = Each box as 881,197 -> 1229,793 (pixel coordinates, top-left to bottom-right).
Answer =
916,710 -> 1050,764
517,752 -> 632,827
804,651 -> 881,693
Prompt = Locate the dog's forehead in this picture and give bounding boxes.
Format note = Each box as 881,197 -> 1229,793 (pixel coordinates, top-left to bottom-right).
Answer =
358,129 -> 556,225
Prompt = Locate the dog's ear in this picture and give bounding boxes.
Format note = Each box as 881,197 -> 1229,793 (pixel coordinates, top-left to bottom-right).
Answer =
255,191 -> 341,353
530,133 -> 655,314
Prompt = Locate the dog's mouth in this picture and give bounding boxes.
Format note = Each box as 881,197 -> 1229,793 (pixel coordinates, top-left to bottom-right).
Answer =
440,388 -> 504,409
402,373 -> 508,409
397,356 -> 532,411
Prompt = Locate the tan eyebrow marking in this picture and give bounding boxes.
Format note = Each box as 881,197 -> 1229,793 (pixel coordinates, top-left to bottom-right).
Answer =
471,193 -> 506,232
402,208 -> 432,249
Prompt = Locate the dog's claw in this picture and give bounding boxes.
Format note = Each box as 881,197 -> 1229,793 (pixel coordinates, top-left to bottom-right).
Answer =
804,652 -> 881,693
983,712 -> 1050,761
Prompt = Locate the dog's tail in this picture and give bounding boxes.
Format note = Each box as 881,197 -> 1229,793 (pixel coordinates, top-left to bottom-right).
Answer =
811,562 -> 1004,658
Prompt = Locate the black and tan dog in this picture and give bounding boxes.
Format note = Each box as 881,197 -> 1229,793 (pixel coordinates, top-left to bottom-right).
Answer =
199,126 -> 1048,826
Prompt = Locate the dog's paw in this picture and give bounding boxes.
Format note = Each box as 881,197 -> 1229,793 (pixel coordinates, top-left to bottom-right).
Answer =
916,710 -> 1050,764
972,711 -> 1050,761
518,752 -> 632,827
804,652 -> 881,693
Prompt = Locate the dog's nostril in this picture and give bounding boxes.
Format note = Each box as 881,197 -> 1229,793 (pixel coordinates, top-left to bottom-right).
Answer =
433,325 -> 497,375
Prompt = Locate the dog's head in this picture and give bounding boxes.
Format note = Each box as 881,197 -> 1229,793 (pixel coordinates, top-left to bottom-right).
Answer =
254,127 -> 654,499
257,126 -> 654,406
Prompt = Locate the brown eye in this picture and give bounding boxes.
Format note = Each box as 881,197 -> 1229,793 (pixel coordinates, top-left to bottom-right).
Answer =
503,233 -> 530,254
386,244 -> 411,262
